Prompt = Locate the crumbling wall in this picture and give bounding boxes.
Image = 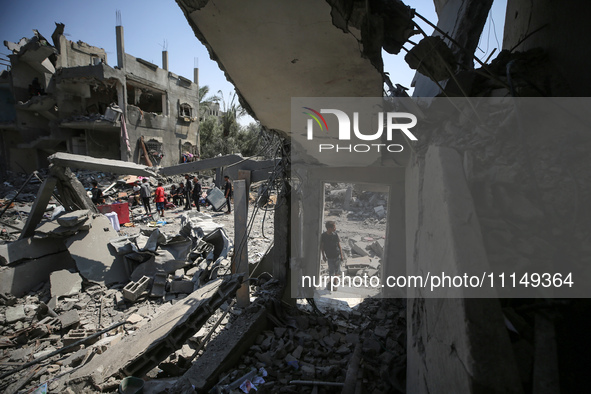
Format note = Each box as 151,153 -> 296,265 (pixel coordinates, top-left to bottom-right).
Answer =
123,53 -> 199,166
405,146 -> 522,393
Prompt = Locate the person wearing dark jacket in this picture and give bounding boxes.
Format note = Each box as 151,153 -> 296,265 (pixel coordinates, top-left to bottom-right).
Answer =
223,175 -> 233,214
90,181 -> 103,205
184,174 -> 193,210
192,176 -> 202,212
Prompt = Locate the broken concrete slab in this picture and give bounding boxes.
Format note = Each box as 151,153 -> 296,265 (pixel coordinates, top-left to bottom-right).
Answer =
48,152 -> 157,177
56,210 -> 90,227
130,257 -> 189,283
4,237 -> 68,265
0,251 -> 76,296
159,154 -> 243,177
108,236 -> 139,255
19,175 -> 58,239
174,305 -> 267,392
150,273 -> 167,298
170,280 -> 194,294
5,305 -> 26,323
59,310 -> 80,329
369,239 -> 384,258
64,215 -> 128,286
64,275 -> 243,386
34,220 -> 91,238
345,256 -> 380,270
50,270 -> 82,298
348,239 -> 369,257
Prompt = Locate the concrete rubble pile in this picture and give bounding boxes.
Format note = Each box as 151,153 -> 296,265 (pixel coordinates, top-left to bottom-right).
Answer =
201,297 -> 407,394
0,172 -> 266,393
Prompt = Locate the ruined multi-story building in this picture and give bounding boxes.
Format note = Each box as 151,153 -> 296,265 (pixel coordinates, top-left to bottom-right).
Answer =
0,23 -> 200,174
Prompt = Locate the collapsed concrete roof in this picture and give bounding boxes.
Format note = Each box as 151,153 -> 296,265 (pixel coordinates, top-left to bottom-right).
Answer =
175,0 -> 414,135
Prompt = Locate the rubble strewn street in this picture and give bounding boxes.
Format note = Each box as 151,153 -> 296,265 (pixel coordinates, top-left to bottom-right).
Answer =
0,169 -> 279,393
0,166 -> 408,393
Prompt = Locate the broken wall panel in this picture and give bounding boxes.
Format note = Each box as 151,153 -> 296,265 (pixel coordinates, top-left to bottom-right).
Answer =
64,215 -> 128,286
177,306 -> 268,392
65,274 -> 243,386
405,146 -> 522,393
0,251 -> 76,296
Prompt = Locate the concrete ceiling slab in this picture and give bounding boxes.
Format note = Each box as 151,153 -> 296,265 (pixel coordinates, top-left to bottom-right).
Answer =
177,0 -> 389,135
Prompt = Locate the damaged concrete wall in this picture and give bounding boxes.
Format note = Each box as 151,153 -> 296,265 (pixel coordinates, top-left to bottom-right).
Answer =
123,52 -> 199,166
405,146 -> 522,393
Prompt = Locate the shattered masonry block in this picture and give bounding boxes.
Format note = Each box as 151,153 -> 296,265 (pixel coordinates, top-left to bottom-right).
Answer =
57,209 -> 90,227
150,272 -> 167,298
38,316 -> 61,331
170,280 -> 194,294
123,276 -> 152,302
5,305 -> 26,323
62,329 -> 97,346
114,291 -> 125,308
59,310 -> 80,329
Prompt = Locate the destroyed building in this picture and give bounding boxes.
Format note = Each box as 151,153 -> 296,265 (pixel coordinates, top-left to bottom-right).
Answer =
0,22 -> 200,175
0,0 -> 590,393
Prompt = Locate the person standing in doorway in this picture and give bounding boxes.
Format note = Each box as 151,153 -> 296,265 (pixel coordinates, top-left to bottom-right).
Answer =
192,176 -> 202,212
320,220 -> 343,291
154,182 -> 165,217
184,174 -> 193,210
140,178 -> 152,214
223,175 -> 233,214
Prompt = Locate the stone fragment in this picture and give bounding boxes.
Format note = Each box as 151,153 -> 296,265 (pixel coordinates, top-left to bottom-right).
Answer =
6,305 -> 26,323
126,313 -> 144,324
170,280 -> 194,294
59,310 -> 80,329
150,272 -> 167,298
50,270 -> 82,298
57,210 -> 90,227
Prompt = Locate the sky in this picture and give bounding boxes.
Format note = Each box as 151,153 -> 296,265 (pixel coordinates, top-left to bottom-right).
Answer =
0,0 -> 506,125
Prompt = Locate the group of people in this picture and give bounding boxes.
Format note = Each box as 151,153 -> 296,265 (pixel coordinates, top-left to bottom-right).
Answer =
130,174 -> 233,215
90,174 -> 234,216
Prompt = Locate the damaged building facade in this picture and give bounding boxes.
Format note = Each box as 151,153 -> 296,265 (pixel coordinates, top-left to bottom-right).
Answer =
0,23 -> 200,175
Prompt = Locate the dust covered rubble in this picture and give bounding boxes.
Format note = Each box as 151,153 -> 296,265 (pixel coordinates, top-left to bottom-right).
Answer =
0,173 -> 275,393
207,297 -> 407,394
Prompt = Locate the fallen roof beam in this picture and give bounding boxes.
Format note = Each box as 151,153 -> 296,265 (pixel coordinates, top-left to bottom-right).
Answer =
19,175 -> 58,239
159,154 -> 244,176
48,152 -> 157,177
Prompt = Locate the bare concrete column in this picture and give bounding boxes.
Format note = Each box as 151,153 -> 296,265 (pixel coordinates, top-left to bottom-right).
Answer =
233,180 -> 249,307
116,82 -> 129,161
162,50 -> 168,71
116,25 -> 125,70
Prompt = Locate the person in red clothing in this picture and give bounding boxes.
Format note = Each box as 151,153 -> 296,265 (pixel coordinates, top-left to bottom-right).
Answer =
154,182 -> 166,217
